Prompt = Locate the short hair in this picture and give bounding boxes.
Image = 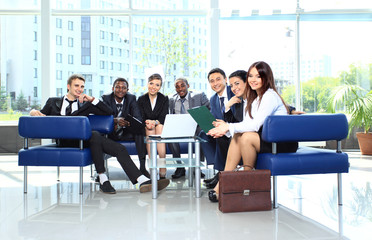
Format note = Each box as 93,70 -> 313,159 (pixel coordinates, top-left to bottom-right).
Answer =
208,68 -> 226,81
67,74 -> 85,85
175,77 -> 189,86
229,70 -> 247,83
148,73 -> 163,86
113,77 -> 129,89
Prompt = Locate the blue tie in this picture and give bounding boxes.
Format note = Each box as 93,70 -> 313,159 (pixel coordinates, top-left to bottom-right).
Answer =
220,97 -> 225,117
180,98 -> 186,114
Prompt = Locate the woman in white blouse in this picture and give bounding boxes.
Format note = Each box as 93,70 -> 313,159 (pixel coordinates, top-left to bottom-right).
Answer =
207,61 -> 298,202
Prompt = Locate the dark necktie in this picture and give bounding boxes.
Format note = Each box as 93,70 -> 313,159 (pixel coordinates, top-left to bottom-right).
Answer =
180,98 -> 186,114
220,97 -> 225,117
116,103 -> 123,116
65,99 -> 77,116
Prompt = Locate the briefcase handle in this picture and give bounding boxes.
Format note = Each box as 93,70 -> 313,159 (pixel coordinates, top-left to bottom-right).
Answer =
233,165 -> 254,171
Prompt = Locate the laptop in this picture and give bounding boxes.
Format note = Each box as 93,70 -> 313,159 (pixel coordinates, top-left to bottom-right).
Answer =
150,114 -> 197,139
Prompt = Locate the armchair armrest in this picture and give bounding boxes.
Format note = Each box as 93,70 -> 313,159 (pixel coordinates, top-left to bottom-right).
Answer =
88,115 -> 114,134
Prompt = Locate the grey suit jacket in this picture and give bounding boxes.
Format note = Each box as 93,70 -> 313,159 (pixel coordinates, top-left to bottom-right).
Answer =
168,91 -> 210,114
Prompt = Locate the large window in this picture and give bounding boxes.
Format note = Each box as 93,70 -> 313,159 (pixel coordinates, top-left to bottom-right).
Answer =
0,0 -> 370,115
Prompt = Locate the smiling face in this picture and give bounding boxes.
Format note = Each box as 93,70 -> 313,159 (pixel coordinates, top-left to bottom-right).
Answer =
229,76 -> 246,98
67,78 -> 85,100
175,80 -> 189,98
208,72 -> 226,95
248,67 -> 263,94
113,81 -> 128,102
148,79 -> 162,96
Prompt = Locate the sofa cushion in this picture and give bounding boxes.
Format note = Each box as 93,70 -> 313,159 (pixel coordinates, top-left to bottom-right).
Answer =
18,144 -> 92,167
256,146 -> 349,176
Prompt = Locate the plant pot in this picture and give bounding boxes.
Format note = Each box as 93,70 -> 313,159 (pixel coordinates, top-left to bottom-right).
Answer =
356,132 -> 372,155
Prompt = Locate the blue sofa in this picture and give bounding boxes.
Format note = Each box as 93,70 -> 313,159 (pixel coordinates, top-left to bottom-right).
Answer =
18,115 -> 113,194
18,114 -> 349,205
256,114 -> 349,208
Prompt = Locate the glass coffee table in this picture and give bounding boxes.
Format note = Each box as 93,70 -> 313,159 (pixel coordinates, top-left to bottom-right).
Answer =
145,136 -> 205,199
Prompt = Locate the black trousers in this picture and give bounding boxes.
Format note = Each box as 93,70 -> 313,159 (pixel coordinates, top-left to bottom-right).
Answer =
108,128 -> 147,162
59,131 -> 142,184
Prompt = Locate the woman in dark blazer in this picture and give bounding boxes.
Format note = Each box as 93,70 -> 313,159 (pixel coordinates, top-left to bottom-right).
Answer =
137,73 -> 169,179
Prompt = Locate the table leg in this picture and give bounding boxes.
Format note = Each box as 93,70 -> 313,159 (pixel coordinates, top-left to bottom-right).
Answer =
150,141 -> 158,199
188,142 -> 193,187
195,140 -> 201,198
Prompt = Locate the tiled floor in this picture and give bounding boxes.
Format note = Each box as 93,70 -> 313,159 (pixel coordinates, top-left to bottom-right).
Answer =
0,151 -> 371,240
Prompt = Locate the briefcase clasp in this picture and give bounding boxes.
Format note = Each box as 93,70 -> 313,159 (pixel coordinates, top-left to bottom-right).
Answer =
243,189 -> 250,196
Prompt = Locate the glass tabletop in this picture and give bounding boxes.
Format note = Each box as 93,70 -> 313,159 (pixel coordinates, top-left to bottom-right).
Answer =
144,136 -> 206,143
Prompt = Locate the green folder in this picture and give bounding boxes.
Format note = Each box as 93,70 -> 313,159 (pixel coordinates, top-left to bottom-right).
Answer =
187,106 -> 216,133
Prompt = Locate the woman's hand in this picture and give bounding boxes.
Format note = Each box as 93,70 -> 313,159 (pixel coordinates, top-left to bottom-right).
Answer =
226,96 -> 241,109
208,120 -> 229,138
145,119 -> 156,130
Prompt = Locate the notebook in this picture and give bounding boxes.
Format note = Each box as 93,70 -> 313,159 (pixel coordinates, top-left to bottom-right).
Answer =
126,114 -> 145,134
150,114 -> 197,139
187,106 -> 216,133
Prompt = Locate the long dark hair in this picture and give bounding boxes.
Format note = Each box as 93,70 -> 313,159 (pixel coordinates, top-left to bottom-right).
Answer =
245,61 -> 288,118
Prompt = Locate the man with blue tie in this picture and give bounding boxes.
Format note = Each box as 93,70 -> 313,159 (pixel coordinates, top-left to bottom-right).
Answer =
199,68 -> 234,188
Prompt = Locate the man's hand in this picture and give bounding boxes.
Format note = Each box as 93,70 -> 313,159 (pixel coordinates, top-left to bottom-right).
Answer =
30,109 -> 45,116
78,94 -> 95,103
116,117 -> 130,127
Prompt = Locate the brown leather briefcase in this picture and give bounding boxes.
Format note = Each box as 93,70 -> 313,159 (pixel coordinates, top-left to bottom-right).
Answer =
218,169 -> 272,213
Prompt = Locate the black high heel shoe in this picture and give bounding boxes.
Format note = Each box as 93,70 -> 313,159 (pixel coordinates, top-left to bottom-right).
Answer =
208,190 -> 218,202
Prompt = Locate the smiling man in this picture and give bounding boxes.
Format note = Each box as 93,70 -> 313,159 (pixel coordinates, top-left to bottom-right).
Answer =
199,68 -> 234,189
102,78 -> 150,178
168,77 -> 210,179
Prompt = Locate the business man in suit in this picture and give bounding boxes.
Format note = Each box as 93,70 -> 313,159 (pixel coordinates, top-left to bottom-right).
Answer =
102,78 -> 150,178
199,68 -> 234,189
30,74 -> 169,194
168,77 -> 210,178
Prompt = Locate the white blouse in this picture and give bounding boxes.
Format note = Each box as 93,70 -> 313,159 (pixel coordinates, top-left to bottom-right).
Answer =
228,88 -> 288,136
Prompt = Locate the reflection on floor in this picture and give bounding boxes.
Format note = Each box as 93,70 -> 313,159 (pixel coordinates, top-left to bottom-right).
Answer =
0,151 -> 371,240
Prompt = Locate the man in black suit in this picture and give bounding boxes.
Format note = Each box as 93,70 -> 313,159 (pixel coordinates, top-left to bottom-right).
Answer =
101,78 -> 150,178
30,74 -> 169,194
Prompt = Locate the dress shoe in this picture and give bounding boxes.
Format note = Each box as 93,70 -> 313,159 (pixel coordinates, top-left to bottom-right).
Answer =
158,178 -> 170,191
206,176 -> 219,189
139,179 -> 170,193
208,190 -> 218,202
204,173 -> 218,184
171,168 -> 186,179
100,181 -> 116,194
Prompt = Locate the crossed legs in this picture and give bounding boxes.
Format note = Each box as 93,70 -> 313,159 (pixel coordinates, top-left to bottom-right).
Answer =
213,132 -> 260,194
146,124 -> 167,177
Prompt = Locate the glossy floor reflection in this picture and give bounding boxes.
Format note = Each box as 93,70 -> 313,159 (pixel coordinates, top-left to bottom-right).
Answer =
0,151 -> 371,240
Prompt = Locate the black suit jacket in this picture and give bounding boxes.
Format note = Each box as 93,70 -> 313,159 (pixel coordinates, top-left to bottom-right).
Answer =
225,99 -> 244,123
137,93 -> 169,125
40,97 -> 113,116
101,92 -> 142,121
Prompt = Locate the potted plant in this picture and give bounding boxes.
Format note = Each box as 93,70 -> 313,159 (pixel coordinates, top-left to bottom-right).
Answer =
327,83 -> 372,155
